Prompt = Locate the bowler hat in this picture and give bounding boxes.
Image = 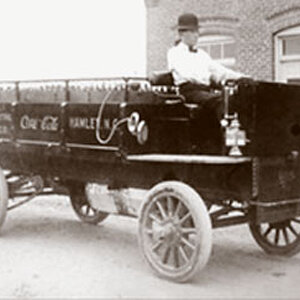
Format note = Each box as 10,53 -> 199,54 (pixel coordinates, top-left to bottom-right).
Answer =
177,13 -> 199,31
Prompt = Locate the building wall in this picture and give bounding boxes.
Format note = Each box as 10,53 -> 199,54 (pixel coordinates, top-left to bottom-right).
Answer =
145,0 -> 300,81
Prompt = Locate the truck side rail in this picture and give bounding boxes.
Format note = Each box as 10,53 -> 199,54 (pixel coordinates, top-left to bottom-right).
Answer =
126,154 -> 251,164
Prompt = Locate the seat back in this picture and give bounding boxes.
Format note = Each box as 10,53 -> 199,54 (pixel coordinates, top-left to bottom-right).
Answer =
149,71 -> 174,86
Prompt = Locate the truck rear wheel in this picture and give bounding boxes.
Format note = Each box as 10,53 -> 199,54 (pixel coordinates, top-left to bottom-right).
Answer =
138,181 -> 212,282
249,217 -> 300,256
69,184 -> 108,225
0,167 -> 8,232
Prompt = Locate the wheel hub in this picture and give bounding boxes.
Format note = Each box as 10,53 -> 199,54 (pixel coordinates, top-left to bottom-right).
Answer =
271,220 -> 290,230
153,219 -> 182,246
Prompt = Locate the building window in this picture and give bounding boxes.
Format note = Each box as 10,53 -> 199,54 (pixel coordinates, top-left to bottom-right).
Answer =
275,26 -> 300,84
197,35 -> 236,68
282,35 -> 300,56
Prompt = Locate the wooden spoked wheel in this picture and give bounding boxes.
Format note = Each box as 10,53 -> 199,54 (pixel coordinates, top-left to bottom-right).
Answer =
70,189 -> 108,225
138,181 -> 212,282
0,167 -> 8,232
249,216 -> 300,256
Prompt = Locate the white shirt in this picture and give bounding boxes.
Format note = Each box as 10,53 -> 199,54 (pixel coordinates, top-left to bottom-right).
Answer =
167,42 -> 244,86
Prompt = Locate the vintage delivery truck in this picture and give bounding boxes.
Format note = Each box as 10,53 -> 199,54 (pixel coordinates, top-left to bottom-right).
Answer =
0,73 -> 299,282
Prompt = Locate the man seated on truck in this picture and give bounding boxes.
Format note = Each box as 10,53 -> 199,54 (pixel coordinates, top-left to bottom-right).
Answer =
168,13 -> 251,120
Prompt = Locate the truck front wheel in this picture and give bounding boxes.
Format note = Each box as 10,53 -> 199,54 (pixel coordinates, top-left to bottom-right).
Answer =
138,181 -> 212,282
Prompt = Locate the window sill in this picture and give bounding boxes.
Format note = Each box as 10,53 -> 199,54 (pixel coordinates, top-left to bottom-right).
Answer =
280,55 -> 300,62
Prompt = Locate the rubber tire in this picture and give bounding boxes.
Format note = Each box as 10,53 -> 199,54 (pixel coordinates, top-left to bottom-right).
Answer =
70,190 -> 108,225
0,167 -> 8,232
249,221 -> 300,256
138,181 -> 212,283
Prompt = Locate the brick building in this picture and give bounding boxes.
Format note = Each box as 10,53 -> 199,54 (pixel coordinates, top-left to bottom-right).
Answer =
144,0 -> 300,84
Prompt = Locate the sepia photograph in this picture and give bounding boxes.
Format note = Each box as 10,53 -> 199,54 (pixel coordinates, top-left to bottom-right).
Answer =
0,0 -> 300,298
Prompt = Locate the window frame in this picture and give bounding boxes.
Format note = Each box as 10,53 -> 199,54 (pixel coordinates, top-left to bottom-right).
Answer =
276,26 -> 300,63
197,35 -> 236,68
274,25 -> 300,82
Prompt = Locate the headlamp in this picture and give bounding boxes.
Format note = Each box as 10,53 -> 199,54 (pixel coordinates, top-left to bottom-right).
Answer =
127,112 -> 140,135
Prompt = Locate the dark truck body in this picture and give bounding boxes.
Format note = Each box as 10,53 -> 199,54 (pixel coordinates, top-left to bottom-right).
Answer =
0,78 -> 299,225
1,77 -> 300,282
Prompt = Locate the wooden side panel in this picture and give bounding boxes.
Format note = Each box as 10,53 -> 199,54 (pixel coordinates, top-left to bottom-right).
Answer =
0,103 -> 14,140
65,103 -> 120,148
121,101 -> 192,154
14,103 -> 61,143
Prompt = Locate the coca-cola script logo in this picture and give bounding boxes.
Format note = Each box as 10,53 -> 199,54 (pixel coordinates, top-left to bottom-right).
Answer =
20,115 -> 59,132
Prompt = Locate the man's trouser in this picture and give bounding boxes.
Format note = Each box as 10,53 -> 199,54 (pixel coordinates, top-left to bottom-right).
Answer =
179,82 -> 224,121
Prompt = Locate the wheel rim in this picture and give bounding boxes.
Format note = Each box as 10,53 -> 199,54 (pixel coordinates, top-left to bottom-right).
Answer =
0,168 -> 8,230
142,191 -> 199,273
255,217 -> 300,249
